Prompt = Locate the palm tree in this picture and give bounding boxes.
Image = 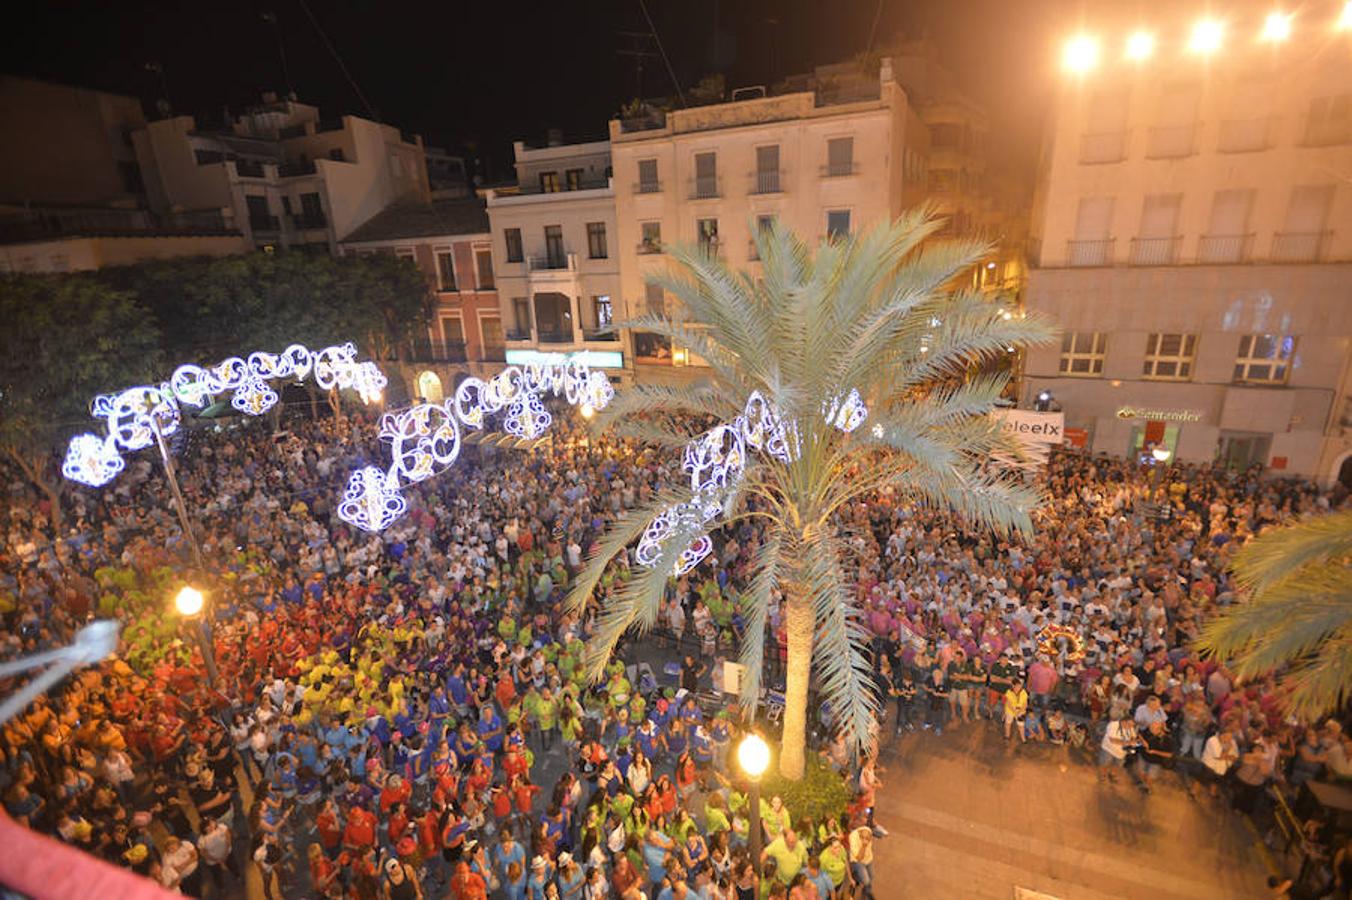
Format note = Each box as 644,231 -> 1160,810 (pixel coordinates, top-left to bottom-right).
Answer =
565,212 -> 1054,779
1197,508 -> 1352,720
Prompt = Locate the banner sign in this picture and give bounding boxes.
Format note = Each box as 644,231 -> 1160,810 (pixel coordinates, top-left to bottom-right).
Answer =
992,409 -> 1065,470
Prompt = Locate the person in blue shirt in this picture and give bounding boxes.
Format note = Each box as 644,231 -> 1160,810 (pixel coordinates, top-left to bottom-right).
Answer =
493,829 -> 527,887
478,705 -> 504,753
447,665 -> 469,715
643,828 -> 675,892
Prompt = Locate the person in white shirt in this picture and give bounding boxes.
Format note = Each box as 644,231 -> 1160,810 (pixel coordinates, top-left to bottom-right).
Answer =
1098,714 -> 1141,782
1200,729 -> 1240,796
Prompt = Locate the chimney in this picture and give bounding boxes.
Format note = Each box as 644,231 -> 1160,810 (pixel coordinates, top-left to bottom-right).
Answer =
546,128 -> 563,147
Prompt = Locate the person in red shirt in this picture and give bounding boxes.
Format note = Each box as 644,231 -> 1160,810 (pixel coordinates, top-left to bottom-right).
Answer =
449,860 -> 488,900
315,799 -> 343,856
502,746 -> 528,784
417,806 -> 441,860
495,673 -> 517,712
379,773 -> 411,815
342,803 -> 377,852
387,802 -> 411,845
490,781 -> 512,822
307,843 -> 340,897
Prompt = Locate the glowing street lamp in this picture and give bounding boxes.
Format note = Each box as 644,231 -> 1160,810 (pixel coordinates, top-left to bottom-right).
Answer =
580,403 -> 596,420
1189,19 -> 1224,53
1261,12 -> 1292,42
1340,2 -> 1352,31
174,586 -> 204,617
1125,31 -> 1155,61
1151,446 -> 1172,463
738,733 -> 771,871
1062,35 -> 1100,74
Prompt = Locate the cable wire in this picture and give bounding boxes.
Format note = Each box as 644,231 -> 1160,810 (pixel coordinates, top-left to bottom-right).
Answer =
637,0 -> 687,108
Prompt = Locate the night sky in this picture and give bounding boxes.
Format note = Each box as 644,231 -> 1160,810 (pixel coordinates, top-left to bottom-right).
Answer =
4,0 -> 1062,179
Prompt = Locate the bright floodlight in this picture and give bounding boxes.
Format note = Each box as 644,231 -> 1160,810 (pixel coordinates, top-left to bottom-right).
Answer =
1189,19 -> 1224,53
1261,12 -> 1292,41
1340,2 -> 1352,31
738,733 -> 770,779
1125,31 -> 1154,60
174,586 -> 204,616
580,403 -> 596,420
1152,447 -> 1172,462
1062,35 -> 1100,73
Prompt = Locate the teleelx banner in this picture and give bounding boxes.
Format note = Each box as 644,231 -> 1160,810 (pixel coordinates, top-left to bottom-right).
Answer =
992,409 -> 1066,469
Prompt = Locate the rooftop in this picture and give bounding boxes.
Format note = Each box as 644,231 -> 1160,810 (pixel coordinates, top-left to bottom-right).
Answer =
339,197 -> 489,244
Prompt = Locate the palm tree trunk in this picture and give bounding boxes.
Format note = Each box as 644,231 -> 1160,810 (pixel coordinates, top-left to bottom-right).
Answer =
778,590 -> 814,781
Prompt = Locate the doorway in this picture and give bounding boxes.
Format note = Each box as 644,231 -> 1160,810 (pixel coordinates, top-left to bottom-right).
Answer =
417,370 -> 444,404
1218,432 -> 1271,470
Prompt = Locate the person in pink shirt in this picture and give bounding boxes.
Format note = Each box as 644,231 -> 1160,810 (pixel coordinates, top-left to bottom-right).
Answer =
1026,654 -> 1060,706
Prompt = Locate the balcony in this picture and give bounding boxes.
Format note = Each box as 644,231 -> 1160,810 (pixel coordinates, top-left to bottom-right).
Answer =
1196,233 -> 1254,264
291,212 -> 327,230
636,240 -> 663,255
528,252 -> 576,272
248,215 -> 281,233
234,159 -> 267,178
278,160 -> 317,177
1079,131 -> 1127,164
1217,118 -> 1271,153
583,327 -> 619,342
1066,238 -> 1114,267
750,170 -> 783,194
505,329 -> 532,342
0,207 -> 236,242
1269,231 -> 1331,262
822,161 -> 856,178
1145,124 -> 1196,159
537,329 -> 576,344
691,176 -> 720,200
635,180 -> 662,194
1301,122 -> 1351,148
411,340 -> 466,363
1129,235 -> 1181,266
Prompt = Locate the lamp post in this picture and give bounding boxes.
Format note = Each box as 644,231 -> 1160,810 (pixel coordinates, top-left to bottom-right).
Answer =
738,733 -> 770,872
1150,445 -> 1171,504
174,585 -> 218,689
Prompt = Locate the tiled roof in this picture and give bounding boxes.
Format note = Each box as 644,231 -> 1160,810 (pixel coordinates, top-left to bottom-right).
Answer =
341,197 -> 489,243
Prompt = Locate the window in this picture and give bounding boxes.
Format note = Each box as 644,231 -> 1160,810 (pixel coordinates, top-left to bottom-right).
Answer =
441,316 -> 465,344
645,283 -> 666,317
544,225 -> 565,267
566,168 -> 584,190
1274,185 -> 1335,261
1304,94 -> 1352,146
826,137 -> 854,176
826,209 -> 851,239
638,158 -> 659,193
539,171 -> 560,193
435,250 -> 457,291
750,214 -> 774,260
480,316 -> 505,360
1058,332 -> 1106,376
694,152 -> 717,198
754,145 -> 780,193
1199,190 -> 1255,262
639,221 -> 662,253
586,222 -> 608,259
592,295 -> 613,328
504,228 -> 523,263
328,148 -> 345,161
1234,334 -> 1296,384
697,218 -> 719,254
299,192 -> 324,227
475,248 -> 494,289
1143,333 -> 1197,380
511,298 -> 531,335
395,247 -> 416,264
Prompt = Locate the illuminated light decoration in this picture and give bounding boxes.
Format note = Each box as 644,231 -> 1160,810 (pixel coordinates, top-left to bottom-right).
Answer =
337,466 -> 408,534
586,371 -> 615,410
65,341 -> 384,489
381,403 -> 461,484
684,423 -> 746,495
822,388 -> 868,433
61,434 -> 126,487
503,390 -> 552,439
454,378 -> 488,429
675,536 -> 713,575
763,418 -> 802,465
871,423 -> 885,439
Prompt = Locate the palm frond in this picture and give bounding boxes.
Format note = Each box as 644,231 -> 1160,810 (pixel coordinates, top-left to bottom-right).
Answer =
1280,637 -> 1352,721
1230,509 -> 1352,592
735,522 -> 786,713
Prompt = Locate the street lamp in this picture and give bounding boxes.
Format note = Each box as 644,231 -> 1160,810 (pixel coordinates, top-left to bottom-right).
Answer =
738,733 -> 770,870
1061,35 -> 1099,74
1150,446 -> 1172,464
1261,12 -> 1292,42
1188,18 -> 1224,54
1125,31 -> 1154,61
173,585 -> 218,688
1339,2 -> 1352,31
579,403 -> 596,420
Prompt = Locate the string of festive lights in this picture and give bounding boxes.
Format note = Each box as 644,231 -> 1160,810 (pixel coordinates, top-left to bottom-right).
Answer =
62,342 -> 385,488
336,357 -> 614,533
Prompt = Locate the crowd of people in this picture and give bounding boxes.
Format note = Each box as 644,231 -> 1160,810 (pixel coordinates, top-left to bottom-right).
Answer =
0,397 -> 1349,899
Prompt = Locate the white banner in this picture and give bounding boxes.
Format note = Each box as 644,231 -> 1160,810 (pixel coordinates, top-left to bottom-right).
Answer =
992,409 -> 1065,469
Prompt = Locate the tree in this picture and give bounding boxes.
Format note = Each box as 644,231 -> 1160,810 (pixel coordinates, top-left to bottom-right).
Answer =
0,274 -> 162,532
1197,509 -> 1352,720
565,213 -> 1053,778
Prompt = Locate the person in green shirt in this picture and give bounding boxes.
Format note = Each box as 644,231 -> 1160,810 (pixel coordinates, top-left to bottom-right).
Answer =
760,795 -> 791,839
703,792 -> 731,836
761,828 -> 808,886
988,653 -> 1021,723
534,687 -> 559,750
819,834 -> 849,890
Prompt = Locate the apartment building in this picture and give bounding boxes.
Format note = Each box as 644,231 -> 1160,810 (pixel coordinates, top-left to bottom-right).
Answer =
0,76 -> 248,272
132,92 -> 430,252
339,197 -> 504,399
484,139 -> 625,378
609,56 -> 929,381
1024,30 -> 1352,483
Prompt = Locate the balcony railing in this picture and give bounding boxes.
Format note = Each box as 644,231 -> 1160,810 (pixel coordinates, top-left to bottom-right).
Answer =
1270,231 -> 1331,262
636,240 -> 663,255
1066,238 -> 1114,267
0,207 -> 236,241
234,159 -> 267,178
528,252 -> 576,272
249,215 -> 281,233
1217,118 -> 1270,153
751,170 -> 783,194
583,327 -> 619,342
537,329 -> 576,344
505,329 -> 531,342
1196,233 -> 1254,264
691,176 -> 720,200
278,160 -> 317,177
1079,131 -> 1128,164
1301,122 -> 1352,148
822,161 -> 856,178
481,345 -> 507,363
291,212 -> 327,230
635,180 -> 662,194
1129,235 -> 1181,266
411,340 -> 466,363
1145,124 -> 1196,159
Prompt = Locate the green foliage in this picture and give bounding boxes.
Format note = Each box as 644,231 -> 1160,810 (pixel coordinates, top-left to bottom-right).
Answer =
1198,509 -> 1352,720
760,755 -> 852,825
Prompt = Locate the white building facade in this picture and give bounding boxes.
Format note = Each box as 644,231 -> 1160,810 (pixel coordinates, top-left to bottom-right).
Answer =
1024,38 -> 1352,483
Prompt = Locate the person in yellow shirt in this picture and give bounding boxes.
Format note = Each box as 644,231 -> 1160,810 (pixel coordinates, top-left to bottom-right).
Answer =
1003,677 -> 1029,743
